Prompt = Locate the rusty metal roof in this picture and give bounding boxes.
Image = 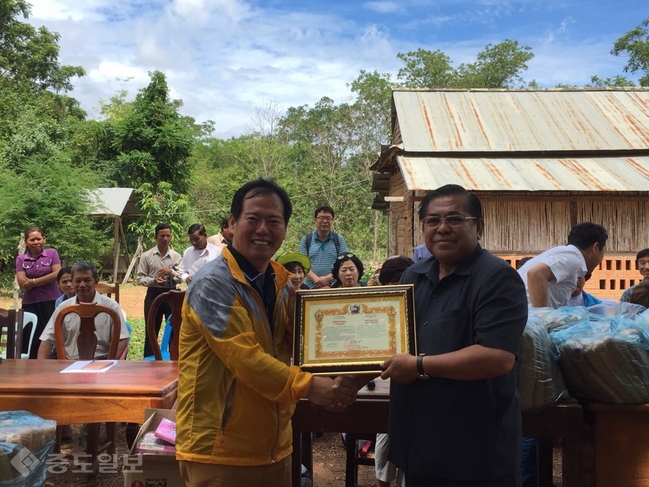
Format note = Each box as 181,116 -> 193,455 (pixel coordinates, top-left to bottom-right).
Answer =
392,89 -> 649,153
398,156 -> 649,192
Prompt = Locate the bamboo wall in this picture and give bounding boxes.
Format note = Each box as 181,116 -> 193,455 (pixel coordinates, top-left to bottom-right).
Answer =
387,191 -> 649,300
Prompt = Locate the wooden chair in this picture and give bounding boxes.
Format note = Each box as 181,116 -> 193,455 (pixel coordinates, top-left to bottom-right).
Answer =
53,302 -> 122,474
0,308 -> 24,359
96,281 -> 120,304
146,289 -> 186,361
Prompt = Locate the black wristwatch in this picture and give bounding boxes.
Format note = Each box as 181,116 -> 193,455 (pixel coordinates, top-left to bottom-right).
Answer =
417,353 -> 429,379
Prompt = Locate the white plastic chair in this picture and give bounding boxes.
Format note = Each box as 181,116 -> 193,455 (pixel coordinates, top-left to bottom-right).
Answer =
21,312 -> 38,359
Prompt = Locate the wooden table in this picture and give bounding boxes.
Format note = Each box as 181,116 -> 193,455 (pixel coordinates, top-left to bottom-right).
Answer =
292,379 -> 587,487
0,359 -> 178,424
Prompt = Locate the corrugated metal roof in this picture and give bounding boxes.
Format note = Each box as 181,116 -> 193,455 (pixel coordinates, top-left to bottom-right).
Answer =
398,156 -> 649,192
393,89 -> 649,153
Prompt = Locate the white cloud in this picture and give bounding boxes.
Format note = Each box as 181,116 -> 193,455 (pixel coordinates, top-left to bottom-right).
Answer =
364,2 -> 401,14
25,0 -> 646,138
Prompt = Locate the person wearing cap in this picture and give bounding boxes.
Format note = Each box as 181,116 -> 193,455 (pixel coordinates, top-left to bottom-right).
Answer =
276,252 -> 311,290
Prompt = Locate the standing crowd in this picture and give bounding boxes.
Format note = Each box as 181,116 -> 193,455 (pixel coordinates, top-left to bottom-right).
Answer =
13,178 -> 648,487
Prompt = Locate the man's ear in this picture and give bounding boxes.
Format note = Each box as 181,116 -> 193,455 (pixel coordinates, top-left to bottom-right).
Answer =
476,218 -> 485,240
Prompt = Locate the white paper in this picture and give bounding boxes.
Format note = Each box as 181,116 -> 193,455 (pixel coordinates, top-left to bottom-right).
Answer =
60,360 -> 118,373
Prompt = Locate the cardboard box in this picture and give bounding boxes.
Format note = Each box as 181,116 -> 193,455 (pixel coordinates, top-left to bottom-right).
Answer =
123,408 -> 185,487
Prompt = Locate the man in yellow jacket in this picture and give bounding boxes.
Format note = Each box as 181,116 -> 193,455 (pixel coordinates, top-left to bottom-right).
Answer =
176,179 -> 355,487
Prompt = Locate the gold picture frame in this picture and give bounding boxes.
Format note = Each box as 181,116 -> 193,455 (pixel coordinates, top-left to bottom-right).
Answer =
294,285 -> 416,375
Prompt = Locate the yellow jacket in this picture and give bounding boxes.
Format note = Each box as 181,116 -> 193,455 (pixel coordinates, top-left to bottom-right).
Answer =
176,247 -> 313,466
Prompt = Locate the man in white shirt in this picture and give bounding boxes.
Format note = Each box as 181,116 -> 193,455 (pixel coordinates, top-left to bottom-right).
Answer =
517,222 -> 607,308
177,224 -> 222,284
37,262 -> 130,360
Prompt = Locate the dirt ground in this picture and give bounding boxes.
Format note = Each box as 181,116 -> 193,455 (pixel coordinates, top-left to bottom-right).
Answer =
6,284 -> 562,486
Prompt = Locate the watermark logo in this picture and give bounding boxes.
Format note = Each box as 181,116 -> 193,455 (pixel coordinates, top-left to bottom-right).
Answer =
10,447 -> 40,476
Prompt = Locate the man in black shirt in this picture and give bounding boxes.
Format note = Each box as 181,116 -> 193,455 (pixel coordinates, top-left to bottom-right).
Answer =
381,184 -> 528,486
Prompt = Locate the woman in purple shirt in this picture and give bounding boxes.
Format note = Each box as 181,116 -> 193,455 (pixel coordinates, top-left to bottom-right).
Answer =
15,226 -> 62,358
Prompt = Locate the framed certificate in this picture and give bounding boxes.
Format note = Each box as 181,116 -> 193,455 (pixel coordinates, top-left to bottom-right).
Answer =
294,285 -> 416,375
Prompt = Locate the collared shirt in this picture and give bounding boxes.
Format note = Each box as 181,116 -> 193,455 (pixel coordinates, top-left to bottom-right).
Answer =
517,244 -> 587,308
412,243 -> 432,263
15,248 -> 62,304
228,244 -> 277,332
299,230 -> 348,288
137,245 -> 182,288
39,292 -> 130,359
389,245 -> 528,481
177,242 -> 222,283
207,232 -> 229,249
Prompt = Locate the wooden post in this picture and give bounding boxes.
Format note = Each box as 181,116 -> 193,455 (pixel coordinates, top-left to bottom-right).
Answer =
113,217 -> 120,284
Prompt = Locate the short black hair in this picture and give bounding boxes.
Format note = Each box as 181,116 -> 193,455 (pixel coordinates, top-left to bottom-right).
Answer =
231,179 -> 292,224
314,206 -> 335,219
567,222 -> 608,250
283,261 -> 304,273
57,266 -> 72,282
331,253 -> 364,284
188,223 -> 207,235
221,217 -> 230,230
71,262 -> 98,280
154,223 -> 171,236
637,249 -> 649,261
418,184 -> 482,221
378,256 -> 413,285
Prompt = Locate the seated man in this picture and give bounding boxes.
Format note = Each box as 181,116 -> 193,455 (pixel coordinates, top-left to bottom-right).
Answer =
621,248 -> 649,302
37,261 -> 130,360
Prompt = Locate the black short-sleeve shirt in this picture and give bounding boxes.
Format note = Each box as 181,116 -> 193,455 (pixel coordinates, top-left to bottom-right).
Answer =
388,245 -> 528,482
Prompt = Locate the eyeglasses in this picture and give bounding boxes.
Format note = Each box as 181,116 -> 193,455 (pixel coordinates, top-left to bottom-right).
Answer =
422,215 -> 477,228
316,216 -> 333,222
336,253 -> 356,261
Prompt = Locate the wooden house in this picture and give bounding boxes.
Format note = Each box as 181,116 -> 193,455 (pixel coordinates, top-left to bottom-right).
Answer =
371,88 -> 649,299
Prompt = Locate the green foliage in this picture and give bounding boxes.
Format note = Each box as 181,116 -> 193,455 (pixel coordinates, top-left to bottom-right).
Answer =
108,71 -> 194,194
587,75 -> 635,87
397,41 -> 534,89
0,156 -> 106,270
611,18 -> 649,86
128,182 -> 194,249
0,0 -> 85,92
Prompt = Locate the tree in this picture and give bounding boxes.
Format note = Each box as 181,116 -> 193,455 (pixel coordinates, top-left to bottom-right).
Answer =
587,75 -> 635,87
397,49 -> 454,88
0,0 -> 85,92
396,40 -> 534,89
0,157 -> 106,271
454,40 -> 534,88
107,71 -> 195,194
611,18 -> 649,86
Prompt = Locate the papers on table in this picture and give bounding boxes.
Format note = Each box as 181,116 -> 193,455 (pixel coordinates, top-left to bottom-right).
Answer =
60,360 -> 118,373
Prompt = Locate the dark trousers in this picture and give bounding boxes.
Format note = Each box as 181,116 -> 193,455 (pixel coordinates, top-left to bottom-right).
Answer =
142,287 -> 173,358
23,300 -> 56,359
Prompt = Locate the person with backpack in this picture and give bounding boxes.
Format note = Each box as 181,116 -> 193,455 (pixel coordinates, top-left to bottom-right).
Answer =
299,205 -> 348,288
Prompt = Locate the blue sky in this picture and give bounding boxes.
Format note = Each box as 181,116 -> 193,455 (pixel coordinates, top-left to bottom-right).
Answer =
31,0 -> 647,138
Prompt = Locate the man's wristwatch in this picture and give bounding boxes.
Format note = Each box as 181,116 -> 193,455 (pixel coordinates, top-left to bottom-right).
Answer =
417,353 -> 429,379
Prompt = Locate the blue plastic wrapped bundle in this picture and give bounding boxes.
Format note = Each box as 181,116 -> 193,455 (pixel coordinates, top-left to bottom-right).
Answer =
539,306 -> 589,333
550,313 -> 649,404
518,307 -> 566,412
0,411 -> 56,487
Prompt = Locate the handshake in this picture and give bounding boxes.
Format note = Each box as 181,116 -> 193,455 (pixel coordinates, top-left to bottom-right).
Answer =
306,375 -> 370,413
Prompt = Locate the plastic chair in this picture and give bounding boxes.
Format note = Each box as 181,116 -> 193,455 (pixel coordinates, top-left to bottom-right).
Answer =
0,308 -> 24,359
21,312 -> 37,359
145,289 -> 185,361
53,302 -> 122,475
144,316 -> 172,361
